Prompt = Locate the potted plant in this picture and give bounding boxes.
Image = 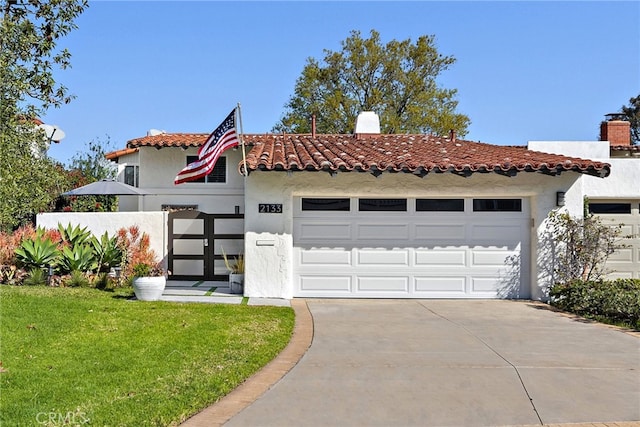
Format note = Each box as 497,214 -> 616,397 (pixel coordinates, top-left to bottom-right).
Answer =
131,262 -> 167,301
222,249 -> 244,294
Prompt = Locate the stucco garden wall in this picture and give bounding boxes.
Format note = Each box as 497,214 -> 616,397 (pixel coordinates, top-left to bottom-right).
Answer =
244,170 -> 585,300
36,211 -> 168,267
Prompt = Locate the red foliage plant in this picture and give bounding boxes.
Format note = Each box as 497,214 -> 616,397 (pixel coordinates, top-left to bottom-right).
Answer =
0,225 -> 65,266
116,225 -> 159,279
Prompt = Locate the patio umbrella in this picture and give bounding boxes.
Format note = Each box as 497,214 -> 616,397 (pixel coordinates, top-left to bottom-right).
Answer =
62,180 -> 150,196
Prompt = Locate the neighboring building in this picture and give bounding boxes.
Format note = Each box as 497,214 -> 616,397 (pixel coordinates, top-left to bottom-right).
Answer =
102,112 -> 632,301
529,115 -> 639,280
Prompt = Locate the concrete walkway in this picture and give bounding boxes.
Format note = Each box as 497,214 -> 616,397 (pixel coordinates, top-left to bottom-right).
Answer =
184,299 -> 639,427
159,280 -> 290,307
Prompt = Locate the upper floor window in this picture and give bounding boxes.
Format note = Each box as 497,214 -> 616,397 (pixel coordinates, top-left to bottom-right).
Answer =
124,165 -> 139,187
186,156 -> 226,183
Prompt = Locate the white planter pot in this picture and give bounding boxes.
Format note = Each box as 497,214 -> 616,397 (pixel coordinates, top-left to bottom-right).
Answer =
132,276 -> 166,301
229,273 -> 244,294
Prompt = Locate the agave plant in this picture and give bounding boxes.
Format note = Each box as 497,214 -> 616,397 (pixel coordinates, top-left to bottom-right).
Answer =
58,244 -> 97,274
90,232 -> 123,273
15,237 -> 60,270
58,223 -> 92,248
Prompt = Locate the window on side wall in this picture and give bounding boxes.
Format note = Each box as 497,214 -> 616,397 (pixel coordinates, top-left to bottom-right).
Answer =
185,156 -> 226,183
124,165 -> 139,187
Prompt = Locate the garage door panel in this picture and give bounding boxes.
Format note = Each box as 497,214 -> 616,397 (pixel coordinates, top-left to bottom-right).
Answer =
415,224 -> 465,240
471,250 -> 517,267
415,276 -> 466,293
299,276 -> 351,292
300,249 -> 351,265
471,224 -> 523,241
297,223 -> 351,240
471,277 -> 501,293
357,276 -> 409,292
415,250 -> 466,267
357,223 -> 409,240
357,249 -> 409,266
608,248 -> 634,262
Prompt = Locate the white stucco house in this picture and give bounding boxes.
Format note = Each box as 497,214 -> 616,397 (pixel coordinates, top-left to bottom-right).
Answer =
40,113 -> 638,300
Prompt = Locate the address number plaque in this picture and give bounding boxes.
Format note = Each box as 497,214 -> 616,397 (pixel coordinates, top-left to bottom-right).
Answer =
258,203 -> 283,214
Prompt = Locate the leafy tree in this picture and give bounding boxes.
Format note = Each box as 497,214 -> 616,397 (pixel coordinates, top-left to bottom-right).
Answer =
59,137 -> 118,212
0,0 -> 88,231
621,94 -> 639,144
274,29 -> 470,136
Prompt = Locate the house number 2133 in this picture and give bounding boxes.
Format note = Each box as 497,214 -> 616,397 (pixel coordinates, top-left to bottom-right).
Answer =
258,204 -> 283,213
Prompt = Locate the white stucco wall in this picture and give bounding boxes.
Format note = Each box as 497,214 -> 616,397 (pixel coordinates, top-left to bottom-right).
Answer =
528,141 -> 611,159
36,212 -> 168,267
112,146 -> 246,213
582,159 -> 640,199
244,170 -> 585,300
528,140 -> 640,200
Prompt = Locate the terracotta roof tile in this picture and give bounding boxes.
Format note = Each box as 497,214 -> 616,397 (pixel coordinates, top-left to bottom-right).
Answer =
127,133 -> 209,148
105,147 -> 139,160
242,134 -> 610,177
125,133 -> 611,177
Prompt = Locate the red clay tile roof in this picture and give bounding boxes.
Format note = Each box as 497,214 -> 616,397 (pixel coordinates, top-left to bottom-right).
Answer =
104,147 -> 139,160
242,134 -> 610,177
124,133 -> 611,177
127,133 -> 208,148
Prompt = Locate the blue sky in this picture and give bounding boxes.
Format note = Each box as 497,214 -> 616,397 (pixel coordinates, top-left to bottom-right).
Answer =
43,1 -> 640,164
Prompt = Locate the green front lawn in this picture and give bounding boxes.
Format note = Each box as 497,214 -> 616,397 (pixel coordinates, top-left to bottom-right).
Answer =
0,286 -> 294,426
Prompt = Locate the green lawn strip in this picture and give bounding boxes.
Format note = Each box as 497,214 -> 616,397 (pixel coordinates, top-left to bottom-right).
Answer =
0,286 -> 294,426
205,286 -> 217,296
241,297 -> 249,305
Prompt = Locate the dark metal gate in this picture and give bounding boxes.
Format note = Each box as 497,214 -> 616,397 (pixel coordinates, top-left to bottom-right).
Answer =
168,210 -> 244,281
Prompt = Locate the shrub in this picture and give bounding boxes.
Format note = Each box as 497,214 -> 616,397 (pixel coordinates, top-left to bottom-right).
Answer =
546,209 -> 626,284
23,267 -> 47,286
63,270 -> 91,287
116,226 -> 159,282
0,225 -> 32,265
550,279 -> 640,327
92,272 -> 113,290
0,265 -> 27,285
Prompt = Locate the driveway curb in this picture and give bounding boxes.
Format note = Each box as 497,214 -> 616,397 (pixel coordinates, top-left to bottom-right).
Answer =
180,299 -> 313,427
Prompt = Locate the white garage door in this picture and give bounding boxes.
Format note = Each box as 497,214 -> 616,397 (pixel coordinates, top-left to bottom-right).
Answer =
589,200 -> 640,279
293,197 -> 530,298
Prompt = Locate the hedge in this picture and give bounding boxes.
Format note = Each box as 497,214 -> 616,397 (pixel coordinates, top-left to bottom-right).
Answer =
550,278 -> 640,327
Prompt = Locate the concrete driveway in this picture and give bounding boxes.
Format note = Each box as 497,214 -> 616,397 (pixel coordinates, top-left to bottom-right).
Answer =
206,300 -> 640,427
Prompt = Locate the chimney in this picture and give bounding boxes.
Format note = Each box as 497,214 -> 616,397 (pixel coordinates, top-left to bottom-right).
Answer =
449,129 -> 456,142
354,111 -> 380,139
311,114 -> 316,138
600,113 -> 631,146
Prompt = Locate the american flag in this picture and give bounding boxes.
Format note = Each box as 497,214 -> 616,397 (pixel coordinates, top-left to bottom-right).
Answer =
174,108 -> 239,185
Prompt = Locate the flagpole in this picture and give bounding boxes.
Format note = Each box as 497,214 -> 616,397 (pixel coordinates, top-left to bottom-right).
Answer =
237,103 -> 248,177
